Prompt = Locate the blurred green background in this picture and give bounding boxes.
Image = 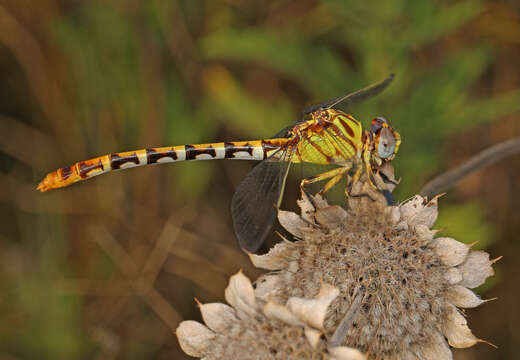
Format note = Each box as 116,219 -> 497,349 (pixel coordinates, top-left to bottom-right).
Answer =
1,0 -> 519,359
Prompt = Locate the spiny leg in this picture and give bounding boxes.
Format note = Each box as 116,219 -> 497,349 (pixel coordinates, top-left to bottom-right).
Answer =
344,166 -> 375,202
346,164 -> 363,196
299,166 -> 350,197
362,144 -> 378,190
320,173 -> 346,195
347,166 -> 398,203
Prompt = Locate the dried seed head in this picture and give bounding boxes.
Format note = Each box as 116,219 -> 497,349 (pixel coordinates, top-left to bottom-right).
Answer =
177,166 -> 496,359
177,272 -> 365,360
252,169 -> 496,359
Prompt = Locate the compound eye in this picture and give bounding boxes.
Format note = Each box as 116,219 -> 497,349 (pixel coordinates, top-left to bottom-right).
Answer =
377,127 -> 396,159
370,119 -> 383,135
376,116 -> 389,125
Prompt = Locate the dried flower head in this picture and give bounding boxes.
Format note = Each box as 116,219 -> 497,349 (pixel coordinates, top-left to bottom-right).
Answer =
251,168 -> 498,359
176,271 -> 366,359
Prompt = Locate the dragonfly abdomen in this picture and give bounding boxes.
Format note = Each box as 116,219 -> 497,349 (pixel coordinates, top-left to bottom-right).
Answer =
37,139 -> 289,192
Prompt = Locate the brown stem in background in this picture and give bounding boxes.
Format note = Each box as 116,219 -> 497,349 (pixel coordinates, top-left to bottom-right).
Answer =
90,223 -> 182,330
0,4 -> 83,154
420,137 -> 520,198
0,115 -> 55,169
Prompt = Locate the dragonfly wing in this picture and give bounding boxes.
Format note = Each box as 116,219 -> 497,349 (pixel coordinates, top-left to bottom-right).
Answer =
269,123 -> 301,139
232,147 -> 294,253
303,74 -> 395,115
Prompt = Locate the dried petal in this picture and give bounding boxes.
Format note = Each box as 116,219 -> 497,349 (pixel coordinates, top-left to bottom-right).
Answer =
386,206 -> 401,224
446,286 -> 485,308
304,327 -> 322,349
316,283 -> 340,300
312,193 -> 329,208
422,195 -> 441,228
442,305 -> 478,348
432,237 -> 470,267
263,301 -> 302,327
224,271 -> 257,317
328,346 -> 367,360
254,274 -> 283,300
278,210 -> 309,238
286,284 -> 339,329
416,224 -> 438,242
377,162 -> 399,192
349,180 -> 386,212
199,302 -> 237,332
176,320 -> 214,357
400,195 -> 440,229
315,205 -> 348,229
297,191 -> 327,221
421,331 -> 452,360
444,267 -> 463,285
400,195 -> 425,219
287,260 -> 299,274
458,251 -> 494,288
417,200 -> 439,228
395,219 -> 409,231
249,241 -> 291,270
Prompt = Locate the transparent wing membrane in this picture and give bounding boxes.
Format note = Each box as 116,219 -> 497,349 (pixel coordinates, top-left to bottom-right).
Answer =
270,123 -> 301,139
303,74 -> 394,115
231,147 -> 294,253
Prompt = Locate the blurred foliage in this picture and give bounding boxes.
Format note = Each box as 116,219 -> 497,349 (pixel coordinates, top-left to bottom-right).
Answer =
436,201 -> 494,248
1,0 -> 520,359
52,0 -> 520,197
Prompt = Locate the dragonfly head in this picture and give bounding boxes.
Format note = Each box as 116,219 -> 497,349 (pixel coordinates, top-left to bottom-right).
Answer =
370,117 -> 401,161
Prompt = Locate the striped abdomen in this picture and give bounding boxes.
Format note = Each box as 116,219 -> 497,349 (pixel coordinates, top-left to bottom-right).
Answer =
37,139 -> 289,192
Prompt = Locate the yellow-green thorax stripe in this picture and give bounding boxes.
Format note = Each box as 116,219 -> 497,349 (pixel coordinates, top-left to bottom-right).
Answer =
295,110 -> 362,165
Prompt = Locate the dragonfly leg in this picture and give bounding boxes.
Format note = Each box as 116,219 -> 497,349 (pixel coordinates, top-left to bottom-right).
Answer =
300,166 -> 350,195
366,166 -> 377,189
345,163 -> 376,202
362,144 -> 377,189
345,164 -> 363,196
320,173 -> 347,195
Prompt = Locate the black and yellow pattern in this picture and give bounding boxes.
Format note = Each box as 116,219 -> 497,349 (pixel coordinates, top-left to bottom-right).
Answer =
37,140 -> 288,192
38,75 -> 400,252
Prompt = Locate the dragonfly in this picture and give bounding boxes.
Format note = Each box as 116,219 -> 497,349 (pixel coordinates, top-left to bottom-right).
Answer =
37,74 -> 401,253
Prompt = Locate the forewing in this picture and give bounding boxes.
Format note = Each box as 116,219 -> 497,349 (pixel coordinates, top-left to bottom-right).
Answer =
270,123 -> 301,139
232,147 -> 294,253
303,74 -> 394,115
